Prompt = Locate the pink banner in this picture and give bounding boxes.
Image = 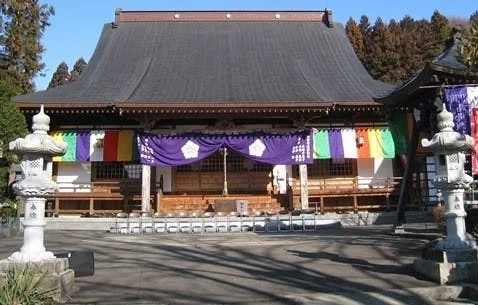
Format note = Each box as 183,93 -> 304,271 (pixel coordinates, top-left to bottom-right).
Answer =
472,109 -> 478,174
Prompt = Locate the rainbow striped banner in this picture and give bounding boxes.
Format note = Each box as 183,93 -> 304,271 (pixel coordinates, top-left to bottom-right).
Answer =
313,127 -> 397,159
52,131 -> 90,162
51,130 -> 138,162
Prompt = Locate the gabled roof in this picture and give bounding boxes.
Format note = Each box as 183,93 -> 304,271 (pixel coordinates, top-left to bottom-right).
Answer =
15,10 -> 394,108
377,34 -> 478,106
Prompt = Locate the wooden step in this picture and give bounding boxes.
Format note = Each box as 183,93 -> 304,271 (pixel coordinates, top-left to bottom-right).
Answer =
158,194 -> 283,214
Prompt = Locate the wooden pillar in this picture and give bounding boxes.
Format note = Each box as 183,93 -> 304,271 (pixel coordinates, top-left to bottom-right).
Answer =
54,198 -> 60,216
299,164 -> 308,210
222,147 -> 228,196
396,114 -> 419,226
89,198 -> 94,215
141,164 -> 151,212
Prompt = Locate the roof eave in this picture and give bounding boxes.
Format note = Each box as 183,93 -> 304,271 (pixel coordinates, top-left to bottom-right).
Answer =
376,63 -> 478,107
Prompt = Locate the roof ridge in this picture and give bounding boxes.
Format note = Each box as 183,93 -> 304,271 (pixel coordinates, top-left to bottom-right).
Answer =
113,9 -> 333,26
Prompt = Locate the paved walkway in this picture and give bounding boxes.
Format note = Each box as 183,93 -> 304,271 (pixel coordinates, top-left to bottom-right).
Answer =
1,224 -> 475,304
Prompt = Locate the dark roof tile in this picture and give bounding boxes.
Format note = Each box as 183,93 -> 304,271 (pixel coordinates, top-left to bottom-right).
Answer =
15,11 -> 394,106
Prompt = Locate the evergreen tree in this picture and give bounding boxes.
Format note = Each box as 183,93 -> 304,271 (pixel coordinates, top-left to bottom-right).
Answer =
365,18 -> 400,83
0,81 -> 27,199
415,19 -> 437,64
48,61 -> 70,89
69,57 -> 87,82
345,18 -> 365,63
461,19 -> 478,68
0,0 -> 54,94
430,11 -> 452,52
470,10 -> 478,23
388,19 -> 406,81
398,16 -> 424,79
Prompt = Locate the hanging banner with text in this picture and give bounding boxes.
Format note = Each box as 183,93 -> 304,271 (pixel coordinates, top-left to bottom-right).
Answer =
444,86 -> 478,174
444,87 -> 471,135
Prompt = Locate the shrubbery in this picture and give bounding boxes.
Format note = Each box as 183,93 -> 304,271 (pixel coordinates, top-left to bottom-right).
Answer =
0,264 -> 58,305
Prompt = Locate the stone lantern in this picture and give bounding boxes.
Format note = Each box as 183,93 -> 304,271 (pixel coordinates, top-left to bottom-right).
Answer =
7,105 -> 67,261
0,105 -> 76,300
414,105 -> 478,284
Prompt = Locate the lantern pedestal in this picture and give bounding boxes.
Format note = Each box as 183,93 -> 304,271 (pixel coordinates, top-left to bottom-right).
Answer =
414,245 -> 478,285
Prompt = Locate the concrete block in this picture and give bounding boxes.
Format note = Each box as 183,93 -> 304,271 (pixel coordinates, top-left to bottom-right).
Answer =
413,258 -> 478,285
0,257 -> 69,274
59,269 -> 77,300
0,258 -> 76,303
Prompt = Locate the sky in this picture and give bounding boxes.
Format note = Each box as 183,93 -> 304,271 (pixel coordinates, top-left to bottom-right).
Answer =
34,0 -> 477,91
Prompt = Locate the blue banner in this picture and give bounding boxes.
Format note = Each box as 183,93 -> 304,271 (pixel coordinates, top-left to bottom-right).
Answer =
444,87 -> 470,135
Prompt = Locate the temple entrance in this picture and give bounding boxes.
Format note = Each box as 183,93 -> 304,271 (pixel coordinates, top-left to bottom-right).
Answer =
173,149 -> 273,195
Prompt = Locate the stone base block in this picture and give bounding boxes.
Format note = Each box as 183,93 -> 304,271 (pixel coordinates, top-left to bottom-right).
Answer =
422,246 -> 478,263
413,258 -> 478,285
59,269 -> 76,299
0,258 -> 76,303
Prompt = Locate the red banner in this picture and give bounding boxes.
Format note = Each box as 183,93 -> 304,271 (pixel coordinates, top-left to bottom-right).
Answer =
472,108 -> 478,174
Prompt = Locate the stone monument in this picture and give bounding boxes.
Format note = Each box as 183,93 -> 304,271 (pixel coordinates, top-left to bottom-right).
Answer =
414,105 -> 478,284
0,105 -> 76,301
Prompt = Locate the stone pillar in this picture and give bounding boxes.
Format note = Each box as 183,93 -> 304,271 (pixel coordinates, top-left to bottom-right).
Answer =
299,164 -> 308,210
439,188 -> 469,250
18,197 -> 49,258
141,164 -> 151,212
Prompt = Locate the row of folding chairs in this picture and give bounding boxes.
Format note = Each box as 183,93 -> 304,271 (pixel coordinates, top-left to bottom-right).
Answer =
110,212 -> 321,234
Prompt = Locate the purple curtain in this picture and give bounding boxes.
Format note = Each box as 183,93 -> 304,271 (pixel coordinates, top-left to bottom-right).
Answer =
444,87 -> 470,135
225,133 -> 312,164
328,129 -> 344,158
137,134 -> 223,166
137,131 -> 313,166
76,131 -> 90,162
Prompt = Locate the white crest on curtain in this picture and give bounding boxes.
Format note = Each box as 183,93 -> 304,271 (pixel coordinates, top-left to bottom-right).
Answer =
249,139 -> 266,157
181,140 -> 200,159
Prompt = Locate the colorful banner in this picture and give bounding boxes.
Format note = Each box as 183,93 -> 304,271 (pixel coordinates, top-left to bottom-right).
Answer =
388,112 -> 409,155
137,131 -> 313,166
444,87 -> 471,135
89,130 -> 105,162
51,130 -> 137,162
469,87 -> 478,174
341,129 -> 358,158
356,128 -> 370,158
103,130 -> 119,161
52,131 -> 89,162
472,109 -> 478,175
313,129 -> 330,159
329,129 -> 344,158
313,127 -> 396,159
76,131 -> 90,162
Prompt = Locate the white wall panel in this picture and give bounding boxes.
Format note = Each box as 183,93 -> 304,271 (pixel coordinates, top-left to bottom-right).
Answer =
56,162 -> 91,192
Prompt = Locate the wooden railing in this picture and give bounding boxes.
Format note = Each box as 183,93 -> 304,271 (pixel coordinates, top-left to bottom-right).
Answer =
47,180 -> 154,216
291,177 -> 402,214
49,177 -> 405,216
